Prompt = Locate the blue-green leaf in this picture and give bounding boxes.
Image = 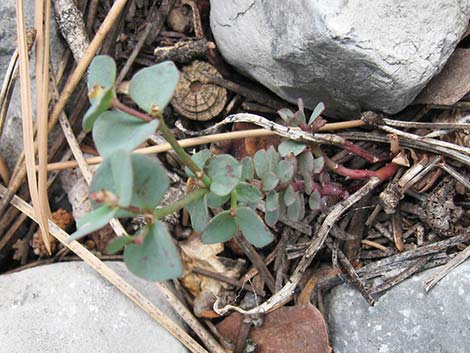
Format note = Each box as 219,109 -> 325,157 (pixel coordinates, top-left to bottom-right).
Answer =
265,209 -> 279,227
90,154 -> 169,213
308,102 -> 325,126
207,154 -> 242,196
186,194 -> 209,232
106,236 -> 133,254
275,160 -> 295,184
93,110 -> 158,158
201,211 -> 237,244
82,87 -> 114,132
241,157 -> 255,181
124,222 -> 183,281
254,149 -> 268,178
185,149 -> 211,178
236,207 -> 274,248
313,156 -> 325,174
235,183 -> 263,204
87,55 -> 116,102
309,190 -> 322,211
284,185 -> 297,206
261,171 -> 279,191
266,190 -> 279,212
129,61 -> 179,114
277,108 -> 294,123
110,150 -> 133,207
69,205 -> 117,241
206,192 -> 230,208
298,151 -> 314,177
278,140 -> 307,157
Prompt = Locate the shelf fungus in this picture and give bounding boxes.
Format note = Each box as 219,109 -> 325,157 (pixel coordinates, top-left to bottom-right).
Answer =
171,60 -> 227,121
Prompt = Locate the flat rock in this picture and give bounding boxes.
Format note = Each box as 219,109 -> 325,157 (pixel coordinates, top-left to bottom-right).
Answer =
0,262 -> 188,353
0,0 -> 64,171
325,261 -> 470,353
210,0 -> 470,118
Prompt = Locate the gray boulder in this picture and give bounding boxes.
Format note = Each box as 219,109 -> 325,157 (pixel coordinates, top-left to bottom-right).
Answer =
0,0 -> 64,171
325,261 -> 470,353
0,262 -> 188,353
210,0 -> 470,118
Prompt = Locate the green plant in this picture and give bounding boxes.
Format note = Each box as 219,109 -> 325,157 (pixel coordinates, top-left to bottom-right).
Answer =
71,55 -> 397,282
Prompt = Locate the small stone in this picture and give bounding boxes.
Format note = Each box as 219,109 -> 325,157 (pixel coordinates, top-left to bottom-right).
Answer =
326,261 -> 470,353
0,262 -> 188,353
216,304 -> 331,353
210,0 -> 470,118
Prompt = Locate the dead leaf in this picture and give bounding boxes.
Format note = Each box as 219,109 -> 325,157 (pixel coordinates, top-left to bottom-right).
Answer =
392,150 -> 410,167
180,235 -> 245,317
414,49 -> 470,105
216,304 -> 331,353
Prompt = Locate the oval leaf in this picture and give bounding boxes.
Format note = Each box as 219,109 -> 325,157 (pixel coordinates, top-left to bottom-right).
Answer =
124,222 -> 183,281
90,154 -> 169,212
129,61 -> 179,114
186,194 -> 209,232
207,154 -> 242,196
262,171 -> 279,192
253,150 -> 268,178
201,211 -> 237,244
69,205 -> 117,241
106,236 -> 132,254
206,192 -> 230,208
82,87 -> 115,132
235,183 -> 263,204
266,190 -> 279,212
308,102 -> 325,126
278,140 -> 307,157
298,151 -> 314,176
276,160 -> 295,184
87,55 -> 116,100
110,150 -> 133,207
93,110 -> 158,158
265,209 -> 279,227
284,185 -> 298,206
241,157 -> 255,181
236,207 -> 274,248
185,149 -> 212,178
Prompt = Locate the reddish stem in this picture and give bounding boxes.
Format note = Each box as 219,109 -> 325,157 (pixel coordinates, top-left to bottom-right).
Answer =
112,98 -> 153,122
342,140 -> 380,163
291,180 -> 348,198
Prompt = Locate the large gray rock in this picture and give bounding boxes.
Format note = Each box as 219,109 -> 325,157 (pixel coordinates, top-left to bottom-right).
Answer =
326,261 -> 470,353
0,0 -> 64,171
0,262 -> 188,353
210,1 -> 470,118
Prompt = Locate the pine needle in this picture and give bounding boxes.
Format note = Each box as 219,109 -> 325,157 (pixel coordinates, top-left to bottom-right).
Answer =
16,0 -> 50,252
35,0 -> 53,253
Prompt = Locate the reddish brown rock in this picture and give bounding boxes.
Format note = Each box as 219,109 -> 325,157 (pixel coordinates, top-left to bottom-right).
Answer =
216,304 -> 331,353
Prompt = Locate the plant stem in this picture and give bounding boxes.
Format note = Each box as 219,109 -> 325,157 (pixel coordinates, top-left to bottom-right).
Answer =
230,190 -> 237,210
111,98 -> 211,187
153,188 -> 208,219
112,98 -> 153,122
157,115 -> 211,187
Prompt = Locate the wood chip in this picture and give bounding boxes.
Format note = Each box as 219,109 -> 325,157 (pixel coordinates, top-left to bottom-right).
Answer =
414,49 -> 470,105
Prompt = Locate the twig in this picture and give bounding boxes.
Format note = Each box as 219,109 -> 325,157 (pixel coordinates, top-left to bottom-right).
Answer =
215,177 -> 382,315
438,161 -> 470,191
192,267 -> 261,295
339,131 -> 470,167
116,0 -> 175,84
155,282 -> 227,353
235,232 -> 276,294
424,244 -> 470,292
42,118 -> 366,172
0,184 -> 209,353
370,256 -> 431,294
382,118 -> 470,130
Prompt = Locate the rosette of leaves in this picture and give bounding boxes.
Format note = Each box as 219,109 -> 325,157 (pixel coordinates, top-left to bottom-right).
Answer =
70,55 -> 182,281
184,150 -> 274,248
